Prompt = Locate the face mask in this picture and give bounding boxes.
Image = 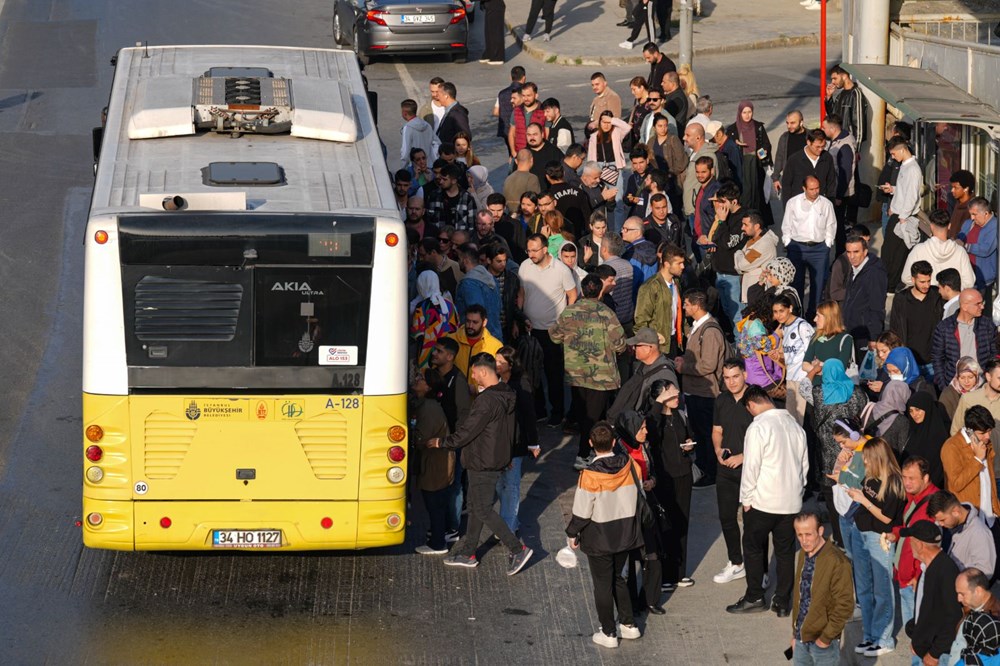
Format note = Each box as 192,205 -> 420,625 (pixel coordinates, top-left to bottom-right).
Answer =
888,373 -> 904,382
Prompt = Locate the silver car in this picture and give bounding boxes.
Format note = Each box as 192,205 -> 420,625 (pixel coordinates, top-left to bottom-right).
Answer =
333,0 -> 470,65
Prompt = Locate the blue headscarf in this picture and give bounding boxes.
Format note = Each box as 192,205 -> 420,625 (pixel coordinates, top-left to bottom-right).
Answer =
885,347 -> 920,384
821,358 -> 854,405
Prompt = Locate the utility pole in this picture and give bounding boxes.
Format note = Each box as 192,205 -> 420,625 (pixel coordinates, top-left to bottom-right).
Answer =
678,0 -> 692,66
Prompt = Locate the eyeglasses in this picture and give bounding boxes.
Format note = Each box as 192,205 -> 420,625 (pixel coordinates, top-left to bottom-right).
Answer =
622,227 -> 641,233
438,237 -> 451,243
646,98 -> 661,103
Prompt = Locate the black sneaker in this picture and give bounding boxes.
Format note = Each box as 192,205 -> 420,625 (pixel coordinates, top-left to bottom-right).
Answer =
770,600 -> 790,618
725,596 -> 767,614
507,546 -> 533,576
444,529 -> 460,543
443,553 -> 478,568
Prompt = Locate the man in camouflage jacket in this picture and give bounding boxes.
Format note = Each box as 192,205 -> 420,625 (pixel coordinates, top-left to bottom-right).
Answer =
550,273 -> 627,468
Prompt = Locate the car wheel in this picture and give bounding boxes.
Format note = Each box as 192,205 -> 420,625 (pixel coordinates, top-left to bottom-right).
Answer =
353,28 -> 371,66
333,11 -> 343,45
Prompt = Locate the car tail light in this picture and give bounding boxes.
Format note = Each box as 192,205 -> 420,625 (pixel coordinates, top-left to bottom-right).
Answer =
86,445 -> 103,462
388,445 -> 406,462
160,517 -> 172,528
366,10 -> 387,25
449,8 -> 466,23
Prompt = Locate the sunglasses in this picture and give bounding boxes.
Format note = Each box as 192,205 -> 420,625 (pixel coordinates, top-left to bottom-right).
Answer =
438,237 -> 451,243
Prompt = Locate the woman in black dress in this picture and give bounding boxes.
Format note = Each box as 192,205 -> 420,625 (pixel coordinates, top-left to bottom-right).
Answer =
725,100 -> 773,224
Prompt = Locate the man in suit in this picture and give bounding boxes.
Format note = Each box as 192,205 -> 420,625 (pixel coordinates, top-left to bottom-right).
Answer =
436,82 -> 471,146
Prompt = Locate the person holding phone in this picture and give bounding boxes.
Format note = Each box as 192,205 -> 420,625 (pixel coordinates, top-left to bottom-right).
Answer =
940,406 -> 1000,527
725,100 -> 773,225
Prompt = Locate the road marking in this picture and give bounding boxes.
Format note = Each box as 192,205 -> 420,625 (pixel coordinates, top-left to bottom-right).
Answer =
394,61 -> 422,102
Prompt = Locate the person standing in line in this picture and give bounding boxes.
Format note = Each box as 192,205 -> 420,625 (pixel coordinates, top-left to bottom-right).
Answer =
480,0 -> 507,65
542,98 -> 575,151
901,209 -> 976,290
430,354 -> 534,574
519,233 -> 578,426
928,490 -> 997,575
400,99 -> 435,171
882,136 -> 923,292
890,260 -> 945,381
782,175 -> 837,320
711,359 -> 754,586
435,82 -> 471,146
780,129 -> 837,206
508,83 -> 546,156
566,421 -> 645,649
726,386 -> 809,616
954,567 -> 1000,665
493,67 -> 525,149
634,242 -> 685,357
942,406 -> 1000,530
549,274 -> 626,468
821,113 -> 857,254
599,233 -> 638,336
842,233 -> 888,361
494,346 -> 539,536
948,170 -> 976,239
724,100 -> 772,219
772,111 -> 808,212
950,359 -> 1000,438
771,294 -> 816,426
932,290 -> 997,393
676,289 -> 726,488
789,512 -> 855,666
957,197 -> 999,299
824,65 -> 868,146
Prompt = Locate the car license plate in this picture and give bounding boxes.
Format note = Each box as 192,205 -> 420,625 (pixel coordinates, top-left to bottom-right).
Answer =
402,14 -> 436,24
212,529 -> 282,548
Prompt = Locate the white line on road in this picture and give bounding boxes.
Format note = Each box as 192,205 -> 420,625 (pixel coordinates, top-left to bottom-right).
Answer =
394,61 -> 422,103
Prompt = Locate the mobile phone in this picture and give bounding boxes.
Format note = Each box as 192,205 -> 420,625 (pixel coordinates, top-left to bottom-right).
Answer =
784,646 -> 793,660
721,448 -> 731,460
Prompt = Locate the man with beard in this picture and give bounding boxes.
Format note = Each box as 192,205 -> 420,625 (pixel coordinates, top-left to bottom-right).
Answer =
526,123 -> 564,189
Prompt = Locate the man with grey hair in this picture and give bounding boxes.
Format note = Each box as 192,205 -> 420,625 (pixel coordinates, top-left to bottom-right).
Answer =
688,95 -> 713,133
580,160 -> 618,226
599,233 -> 636,334
957,197 -> 998,294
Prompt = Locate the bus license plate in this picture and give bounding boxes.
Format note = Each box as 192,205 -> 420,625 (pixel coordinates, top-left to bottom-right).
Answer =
402,14 -> 435,23
212,529 -> 282,548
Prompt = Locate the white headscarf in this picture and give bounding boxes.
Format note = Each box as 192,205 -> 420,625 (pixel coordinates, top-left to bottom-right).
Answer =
410,270 -> 448,315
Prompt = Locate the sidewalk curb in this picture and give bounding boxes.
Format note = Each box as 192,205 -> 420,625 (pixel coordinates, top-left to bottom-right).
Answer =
505,23 -> 838,67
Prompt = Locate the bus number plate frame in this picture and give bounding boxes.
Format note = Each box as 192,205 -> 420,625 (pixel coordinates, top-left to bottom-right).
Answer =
212,529 -> 283,548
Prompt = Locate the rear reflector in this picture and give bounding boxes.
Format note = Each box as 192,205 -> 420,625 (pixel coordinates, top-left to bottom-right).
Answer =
86,425 -> 104,442
387,466 -> 405,483
321,517 -> 333,529
85,445 -> 103,462
86,466 -> 104,483
159,517 -> 172,529
386,513 -> 401,528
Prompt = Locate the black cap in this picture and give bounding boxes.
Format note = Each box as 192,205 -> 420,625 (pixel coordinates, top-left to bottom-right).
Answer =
899,520 -> 942,545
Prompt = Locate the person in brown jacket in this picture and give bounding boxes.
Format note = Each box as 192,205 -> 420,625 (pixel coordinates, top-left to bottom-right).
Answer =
411,370 -> 456,555
676,288 -> 726,487
790,512 -> 855,664
942,405 -> 1000,524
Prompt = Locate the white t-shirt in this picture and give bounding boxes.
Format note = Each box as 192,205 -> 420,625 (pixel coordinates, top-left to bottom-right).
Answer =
519,256 -> 577,330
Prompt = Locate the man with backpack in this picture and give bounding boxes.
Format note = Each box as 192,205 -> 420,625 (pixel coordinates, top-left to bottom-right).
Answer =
675,288 -> 730,488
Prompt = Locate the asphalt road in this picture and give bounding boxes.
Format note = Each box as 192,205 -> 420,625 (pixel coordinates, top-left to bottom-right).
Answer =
0,0 -> 841,662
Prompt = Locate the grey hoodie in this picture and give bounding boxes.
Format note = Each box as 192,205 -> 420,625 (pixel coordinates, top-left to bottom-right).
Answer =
401,116 -> 435,169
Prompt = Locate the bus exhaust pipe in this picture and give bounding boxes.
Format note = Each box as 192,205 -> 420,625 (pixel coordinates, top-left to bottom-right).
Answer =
162,195 -> 186,211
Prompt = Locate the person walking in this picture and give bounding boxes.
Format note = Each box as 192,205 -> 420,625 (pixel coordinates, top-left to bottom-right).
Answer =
566,421 -> 645,649
410,271 -> 460,369
494,346 -> 539,535
900,520 -> 963,666
549,274 -> 627,467
789,512 -> 855,666
411,370 -> 455,555
726,386 -> 809,617
449,304 -> 503,385
522,0 -> 556,41
429,354 -> 534,574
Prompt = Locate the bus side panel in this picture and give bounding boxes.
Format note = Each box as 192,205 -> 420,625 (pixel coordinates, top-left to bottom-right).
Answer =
357,394 -> 408,501
82,393 -> 136,550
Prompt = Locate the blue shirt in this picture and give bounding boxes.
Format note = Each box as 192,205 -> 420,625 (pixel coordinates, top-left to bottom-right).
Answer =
958,214 -> 998,288
794,543 -> 824,640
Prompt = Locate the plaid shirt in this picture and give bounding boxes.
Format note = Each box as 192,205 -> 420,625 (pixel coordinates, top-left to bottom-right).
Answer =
426,188 -> 478,232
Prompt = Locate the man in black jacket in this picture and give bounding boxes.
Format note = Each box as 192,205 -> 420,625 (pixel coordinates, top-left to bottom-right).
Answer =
607,328 -> 679,421
429,353 -> 533,575
901,521 -> 963,664
889,260 -> 944,379
436,82 -> 471,146
843,233 -> 888,359
780,129 -> 838,205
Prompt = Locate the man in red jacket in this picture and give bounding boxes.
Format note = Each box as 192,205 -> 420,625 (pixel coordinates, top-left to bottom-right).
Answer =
884,457 -> 939,629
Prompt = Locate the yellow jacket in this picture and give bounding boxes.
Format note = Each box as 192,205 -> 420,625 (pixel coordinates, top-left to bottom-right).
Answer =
449,327 -> 503,383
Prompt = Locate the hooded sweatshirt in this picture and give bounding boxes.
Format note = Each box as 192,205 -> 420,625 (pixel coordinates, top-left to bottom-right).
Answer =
401,116 -> 435,169
901,237 -> 976,290
566,453 -> 645,556
455,265 -> 503,340
441,382 -> 516,471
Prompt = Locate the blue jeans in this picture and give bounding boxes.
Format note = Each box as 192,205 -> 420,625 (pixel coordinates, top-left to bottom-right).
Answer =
787,241 -> 830,318
496,456 -> 523,533
899,583 -> 915,628
716,273 -> 743,326
881,202 -> 890,235
857,531 -> 896,648
793,639 -> 841,666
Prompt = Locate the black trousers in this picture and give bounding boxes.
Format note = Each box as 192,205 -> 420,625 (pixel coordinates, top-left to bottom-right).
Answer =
626,0 -> 655,42
655,473 -> 692,582
454,470 -> 521,557
822,484 -> 844,546
524,0 -> 556,34
587,550 -> 635,635
532,329 -> 564,421
715,470 -> 743,566
482,0 -> 507,62
742,508 -> 796,608
573,386 -> 610,458
833,195 -> 857,257
654,0 -> 672,35
627,548 -> 662,609
685,394 -> 716,481
882,214 -> 908,292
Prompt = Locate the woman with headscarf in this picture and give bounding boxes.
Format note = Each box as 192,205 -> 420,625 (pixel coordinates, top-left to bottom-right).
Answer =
409,271 -> 459,369
811,358 -> 869,545
884,346 -> 935,397
724,100 -> 773,222
467,165 -> 493,210
746,257 -> 802,321
938,357 -> 983,420
902,392 -> 948,488
861,379 -> 912,454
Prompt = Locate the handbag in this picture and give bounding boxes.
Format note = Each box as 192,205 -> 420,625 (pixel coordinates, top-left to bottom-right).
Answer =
758,347 -> 787,400
600,164 -> 619,187
859,349 -> 878,381
855,182 -> 873,209
628,463 -> 655,531
841,335 -> 861,384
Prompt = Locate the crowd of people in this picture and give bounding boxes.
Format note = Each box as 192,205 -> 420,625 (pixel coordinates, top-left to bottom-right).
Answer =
400,57 -> 1000,662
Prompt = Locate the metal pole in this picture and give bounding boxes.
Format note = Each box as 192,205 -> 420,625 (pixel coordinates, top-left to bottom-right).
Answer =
679,0 -> 692,67
853,0 -> 891,226
820,0 -> 827,124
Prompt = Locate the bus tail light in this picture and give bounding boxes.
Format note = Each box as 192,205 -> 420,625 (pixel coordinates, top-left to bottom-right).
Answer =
87,512 -> 103,526
385,232 -> 399,247
321,517 -> 333,529
387,466 -> 405,483
86,466 -> 104,483
94,230 -> 109,244
387,445 -> 406,462
386,513 -> 402,528
387,426 -> 406,443
86,425 -> 104,442
85,445 -> 103,462
159,517 -> 172,529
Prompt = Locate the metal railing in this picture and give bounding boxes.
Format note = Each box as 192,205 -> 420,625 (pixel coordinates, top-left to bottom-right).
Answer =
905,19 -> 1000,47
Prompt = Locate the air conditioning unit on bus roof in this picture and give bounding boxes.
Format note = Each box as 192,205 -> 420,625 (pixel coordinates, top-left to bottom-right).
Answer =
126,66 -> 357,143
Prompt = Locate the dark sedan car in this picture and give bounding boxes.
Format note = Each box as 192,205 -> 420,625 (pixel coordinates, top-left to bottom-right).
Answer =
334,0 -> 469,65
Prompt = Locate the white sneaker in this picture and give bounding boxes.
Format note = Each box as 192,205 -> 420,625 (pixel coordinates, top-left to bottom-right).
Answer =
522,31 -> 532,41
542,33 -> 550,42
863,645 -> 894,657
804,2 -> 821,9
415,544 -> 449,555
713,561 -> 746,584
618,40 -> 633,50
799,0 -> 814,4
592,630 -> 618,648
619,624 -> 641,640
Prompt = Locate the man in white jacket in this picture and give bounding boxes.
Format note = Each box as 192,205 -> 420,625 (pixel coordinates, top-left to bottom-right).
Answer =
726,386 -> 808,617
901,209 -> 976,289
733,210 -> 778,305
400,99 -> 437,170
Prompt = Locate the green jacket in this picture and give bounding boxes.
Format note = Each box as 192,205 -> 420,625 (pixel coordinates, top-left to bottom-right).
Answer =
549,299 -> 626,390
792,541 -> 855,645
634,273 -> 681,356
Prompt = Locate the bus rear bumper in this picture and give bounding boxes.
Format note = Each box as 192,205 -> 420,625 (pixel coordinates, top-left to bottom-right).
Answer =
82,498 -> 406,551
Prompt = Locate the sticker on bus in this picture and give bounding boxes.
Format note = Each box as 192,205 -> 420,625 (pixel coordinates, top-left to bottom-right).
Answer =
184,398 -> 252,421
319,345 -> 358,366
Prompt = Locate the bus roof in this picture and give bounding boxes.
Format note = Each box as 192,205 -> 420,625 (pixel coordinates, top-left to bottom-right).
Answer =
90,45 -> 396,217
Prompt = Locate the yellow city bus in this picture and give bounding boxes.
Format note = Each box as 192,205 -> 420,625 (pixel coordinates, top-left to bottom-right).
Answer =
81,45 -> 408,550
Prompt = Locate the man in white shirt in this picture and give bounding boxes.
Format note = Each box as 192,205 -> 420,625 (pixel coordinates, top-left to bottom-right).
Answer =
782,175 -> 837,319
519,233 -> 578,426
726,386 -> 808,616
882,136 -> 924,290
902,209 -> 976,289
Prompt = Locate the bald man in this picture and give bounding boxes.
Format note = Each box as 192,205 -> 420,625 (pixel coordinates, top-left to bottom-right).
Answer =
502,149 -> 541,215
773,111 -> 807,199
932,288 -> 998,391
681,123 -> 718,218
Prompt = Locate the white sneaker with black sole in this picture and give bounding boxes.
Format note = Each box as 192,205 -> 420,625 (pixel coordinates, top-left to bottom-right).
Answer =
713,561 -> 746,584
676,577 -> 694,588
592,630 -> 618,648
863,645 -> 893,657
618,624 -> 641,640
